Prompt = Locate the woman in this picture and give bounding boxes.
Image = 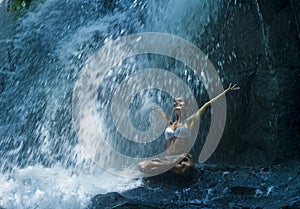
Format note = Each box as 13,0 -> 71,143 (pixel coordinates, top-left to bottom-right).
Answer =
138,83 -> 239,176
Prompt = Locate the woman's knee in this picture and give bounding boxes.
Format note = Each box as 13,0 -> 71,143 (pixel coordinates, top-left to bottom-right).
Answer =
138,161 -> 146,172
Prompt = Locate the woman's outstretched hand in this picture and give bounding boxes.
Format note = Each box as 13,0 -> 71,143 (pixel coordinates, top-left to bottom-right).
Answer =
227,83 -> 240,91
185,82 -> 240,130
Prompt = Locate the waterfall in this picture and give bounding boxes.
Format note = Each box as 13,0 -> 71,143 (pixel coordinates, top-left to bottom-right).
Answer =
0,0 -> 221,208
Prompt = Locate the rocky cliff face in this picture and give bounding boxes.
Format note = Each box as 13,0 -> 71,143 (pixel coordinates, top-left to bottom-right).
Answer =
200,0 -> 300,166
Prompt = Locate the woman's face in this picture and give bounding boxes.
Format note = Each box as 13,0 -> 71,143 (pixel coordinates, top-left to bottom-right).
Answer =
173,98 -> 185,115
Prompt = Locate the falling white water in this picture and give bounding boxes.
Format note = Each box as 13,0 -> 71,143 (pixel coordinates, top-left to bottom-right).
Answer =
0,0 -> 221,208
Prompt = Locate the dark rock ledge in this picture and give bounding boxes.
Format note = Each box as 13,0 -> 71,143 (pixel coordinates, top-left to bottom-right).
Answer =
89,161 -> 300,209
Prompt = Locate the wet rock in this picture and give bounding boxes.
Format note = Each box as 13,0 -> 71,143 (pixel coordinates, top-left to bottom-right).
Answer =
259,167 -> 270,173
90,189 -> 180,209
230,186 -> 257,196
222,171 -> 231,177
90,192 -> 128,209
266,186 -> 274,196
199,0 -> 300,166
282,196 -> 300,209
89,161 -> 300,209
110,202 -> 159,209
142,169 -> 196,188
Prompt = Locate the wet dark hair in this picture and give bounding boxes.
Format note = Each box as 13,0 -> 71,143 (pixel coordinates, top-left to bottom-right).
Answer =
169,110 -> 177,124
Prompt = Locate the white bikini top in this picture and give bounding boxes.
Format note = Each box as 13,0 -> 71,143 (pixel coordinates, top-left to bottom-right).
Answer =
164,125 -> 191,140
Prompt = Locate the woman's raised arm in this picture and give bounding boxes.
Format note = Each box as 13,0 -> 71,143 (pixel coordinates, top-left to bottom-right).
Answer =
185,83 -> 239,129
153,108 -> 170,125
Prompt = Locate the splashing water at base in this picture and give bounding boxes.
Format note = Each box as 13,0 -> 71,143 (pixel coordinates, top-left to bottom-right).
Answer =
0,165 -> 141,209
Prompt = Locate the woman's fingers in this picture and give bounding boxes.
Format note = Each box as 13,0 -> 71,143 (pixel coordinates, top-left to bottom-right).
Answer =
229,83 -> 240,90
